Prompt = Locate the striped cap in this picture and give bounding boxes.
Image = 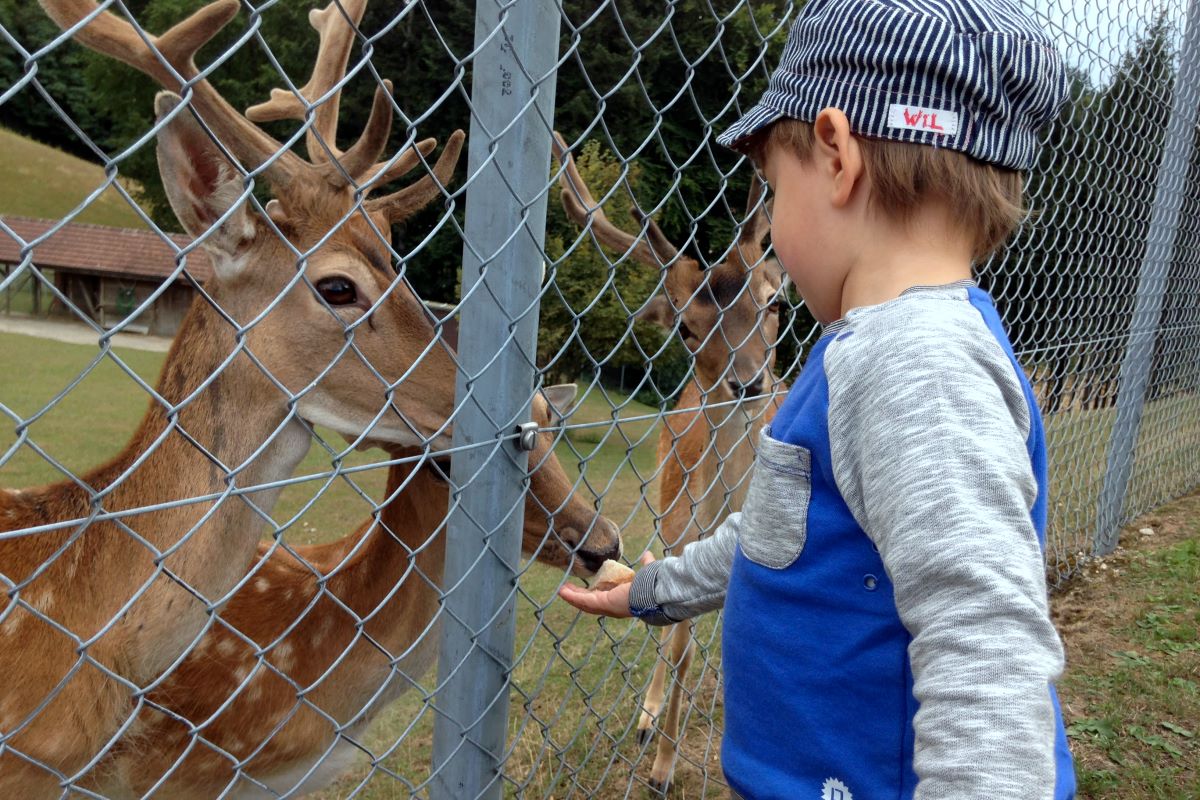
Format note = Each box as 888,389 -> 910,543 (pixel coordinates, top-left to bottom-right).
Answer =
718,0 -> 1068,170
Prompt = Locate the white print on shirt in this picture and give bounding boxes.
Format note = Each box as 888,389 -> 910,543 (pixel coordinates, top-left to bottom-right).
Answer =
887,104 -> 960,136
822,776 -> 853,800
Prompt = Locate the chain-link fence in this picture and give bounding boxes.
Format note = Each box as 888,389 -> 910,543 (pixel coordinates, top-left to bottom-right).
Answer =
1,0 -> 1199,797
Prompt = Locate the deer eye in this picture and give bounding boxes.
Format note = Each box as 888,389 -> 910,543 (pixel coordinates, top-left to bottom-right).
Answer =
768,301 -> 782,314
316,276 -> 358,307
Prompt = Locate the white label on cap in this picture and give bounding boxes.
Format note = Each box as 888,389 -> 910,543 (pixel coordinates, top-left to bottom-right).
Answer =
887,104 -> 959,136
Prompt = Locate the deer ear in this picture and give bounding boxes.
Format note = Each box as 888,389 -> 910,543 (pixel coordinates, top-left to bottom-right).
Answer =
542,383 -> 578,424
154,92 -> 257,280
762,257 -> 785,285
637,294 -> 676,330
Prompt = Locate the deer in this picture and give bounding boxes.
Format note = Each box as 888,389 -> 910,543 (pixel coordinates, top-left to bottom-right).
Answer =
1,1 -> 618,793
80,384 -> 613,798
551,132 -> 786,793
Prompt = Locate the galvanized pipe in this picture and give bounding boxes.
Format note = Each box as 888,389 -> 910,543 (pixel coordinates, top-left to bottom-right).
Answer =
429,0 -> 561,797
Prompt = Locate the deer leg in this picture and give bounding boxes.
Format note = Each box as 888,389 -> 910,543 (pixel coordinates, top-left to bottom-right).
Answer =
637,622 -> 676,745
647,622 -> 696,794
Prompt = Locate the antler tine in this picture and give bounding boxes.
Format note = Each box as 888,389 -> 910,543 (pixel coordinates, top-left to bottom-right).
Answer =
364,137 -> 439,188
245,0 -> 368,165
40,0 -> 303,186
739,172 -> 772,247
330,79 -> 394,185
551,131 -> 670,267
366,130 -> 465,225
630,207 -> 680,264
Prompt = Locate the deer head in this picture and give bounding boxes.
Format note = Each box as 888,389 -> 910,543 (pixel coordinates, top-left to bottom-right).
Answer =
410,383 -> 618,575
551,132 -> 785,403
524,384 -> 620,573
41,0 -> 465,450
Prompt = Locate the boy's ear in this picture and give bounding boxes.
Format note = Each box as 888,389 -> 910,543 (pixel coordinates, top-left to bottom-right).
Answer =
155,92 -> 258,281
813,107 -> 864,209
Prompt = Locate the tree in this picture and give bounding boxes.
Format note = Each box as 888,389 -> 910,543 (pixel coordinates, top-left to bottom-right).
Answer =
0,0 -> 105,156
539,139 -> 681,387
987,12 -> 1176,412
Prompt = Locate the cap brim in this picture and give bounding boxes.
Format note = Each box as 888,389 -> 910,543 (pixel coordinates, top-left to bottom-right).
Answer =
716,103 -> 786,153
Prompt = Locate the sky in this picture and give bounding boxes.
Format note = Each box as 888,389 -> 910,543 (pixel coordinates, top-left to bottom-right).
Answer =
1025,0 -> 1192,87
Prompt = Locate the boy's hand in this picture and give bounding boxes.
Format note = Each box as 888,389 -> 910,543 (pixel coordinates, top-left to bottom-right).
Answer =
558,551 -> 655,618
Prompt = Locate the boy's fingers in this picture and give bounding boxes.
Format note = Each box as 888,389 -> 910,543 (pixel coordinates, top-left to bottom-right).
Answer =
557,583 -> 629,618
557,583 -> 605,614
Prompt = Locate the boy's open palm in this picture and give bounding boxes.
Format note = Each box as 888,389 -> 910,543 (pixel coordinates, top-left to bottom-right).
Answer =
558,551 -> 655,618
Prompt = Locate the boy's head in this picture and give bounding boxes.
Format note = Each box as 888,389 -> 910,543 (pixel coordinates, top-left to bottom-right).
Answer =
719,0 -> 1067,285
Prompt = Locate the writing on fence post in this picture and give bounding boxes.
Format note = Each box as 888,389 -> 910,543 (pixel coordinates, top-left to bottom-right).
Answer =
1096,0 -> 1200,554
429,0 -> 561,797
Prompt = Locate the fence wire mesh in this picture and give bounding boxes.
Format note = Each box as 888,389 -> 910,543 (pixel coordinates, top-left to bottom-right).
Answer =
1,0 -> 1199,797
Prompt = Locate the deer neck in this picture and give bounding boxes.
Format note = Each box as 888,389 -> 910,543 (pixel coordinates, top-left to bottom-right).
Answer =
10,298 -> 314,677
328,464 -> 446,626
697,386 -> 770,523
304,463 -> 449,705
116,298 -> 309,560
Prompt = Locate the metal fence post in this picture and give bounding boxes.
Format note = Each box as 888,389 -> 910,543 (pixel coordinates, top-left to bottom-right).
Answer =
429,0 -> 561,797
1095,0 -> 1200,554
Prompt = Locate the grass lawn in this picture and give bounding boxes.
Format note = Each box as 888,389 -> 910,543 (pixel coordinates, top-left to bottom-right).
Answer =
1041,392 -> 1200,587
1054,493 -> 1200,799
0,127 -> 147,228
2,329 -> 1198,797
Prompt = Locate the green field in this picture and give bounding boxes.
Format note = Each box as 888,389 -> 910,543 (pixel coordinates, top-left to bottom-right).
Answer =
1056,495 -> 1200,799
0,127 -> 147,228
0,128 -> 149,320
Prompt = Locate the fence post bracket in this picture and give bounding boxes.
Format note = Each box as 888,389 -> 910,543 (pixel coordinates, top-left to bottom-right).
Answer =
515,421 -> 540,452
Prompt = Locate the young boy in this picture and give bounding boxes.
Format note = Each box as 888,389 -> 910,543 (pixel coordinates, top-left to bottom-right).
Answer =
557,0 -> 1076,797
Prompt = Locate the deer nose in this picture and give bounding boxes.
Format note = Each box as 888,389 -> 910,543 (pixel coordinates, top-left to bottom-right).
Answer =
576,520 -> 622,574
726,376 -> 766,399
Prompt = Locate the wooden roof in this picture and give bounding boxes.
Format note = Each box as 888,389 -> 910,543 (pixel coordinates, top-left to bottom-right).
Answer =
0,216 -> 213,283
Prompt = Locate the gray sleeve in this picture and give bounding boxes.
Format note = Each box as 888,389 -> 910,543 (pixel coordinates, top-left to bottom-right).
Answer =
825,302 -> 1064,800
628,512 -> 740,625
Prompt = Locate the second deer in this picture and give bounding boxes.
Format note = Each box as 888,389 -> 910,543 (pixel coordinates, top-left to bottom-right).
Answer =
552,133 -> 786,792
83,385 -> 618,797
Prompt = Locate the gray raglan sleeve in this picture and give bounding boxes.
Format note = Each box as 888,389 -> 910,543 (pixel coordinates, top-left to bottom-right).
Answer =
627,513 -> 740,625
825,305 -> 1065,800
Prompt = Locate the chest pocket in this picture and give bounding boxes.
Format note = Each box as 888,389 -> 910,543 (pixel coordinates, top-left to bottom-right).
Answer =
738,430 -> 812,570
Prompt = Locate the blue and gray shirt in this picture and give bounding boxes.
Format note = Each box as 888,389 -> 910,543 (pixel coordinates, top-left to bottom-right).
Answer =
629,282 -> 1075,800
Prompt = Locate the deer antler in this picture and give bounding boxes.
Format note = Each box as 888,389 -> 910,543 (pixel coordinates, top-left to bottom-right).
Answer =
43,0 -> 464,220
246,0 -> 366,166
366,129 -> 464,224
551,131 -> 678,267
40,0 -> 304,187
244,0 -> 456,199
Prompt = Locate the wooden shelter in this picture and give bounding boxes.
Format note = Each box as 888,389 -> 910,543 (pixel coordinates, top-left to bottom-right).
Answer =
0,215 -> 213,336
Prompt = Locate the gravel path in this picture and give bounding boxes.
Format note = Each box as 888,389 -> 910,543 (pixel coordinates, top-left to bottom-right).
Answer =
0,314 -> 171,353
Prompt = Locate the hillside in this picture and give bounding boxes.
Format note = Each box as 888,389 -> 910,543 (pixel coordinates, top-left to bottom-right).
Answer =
0,127 -> 146,228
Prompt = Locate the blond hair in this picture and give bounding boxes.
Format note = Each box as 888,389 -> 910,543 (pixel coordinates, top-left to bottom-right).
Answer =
748,119 -> 1025,261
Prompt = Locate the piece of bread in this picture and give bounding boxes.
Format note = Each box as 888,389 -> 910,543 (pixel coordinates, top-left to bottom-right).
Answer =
592,559 -> 635,591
